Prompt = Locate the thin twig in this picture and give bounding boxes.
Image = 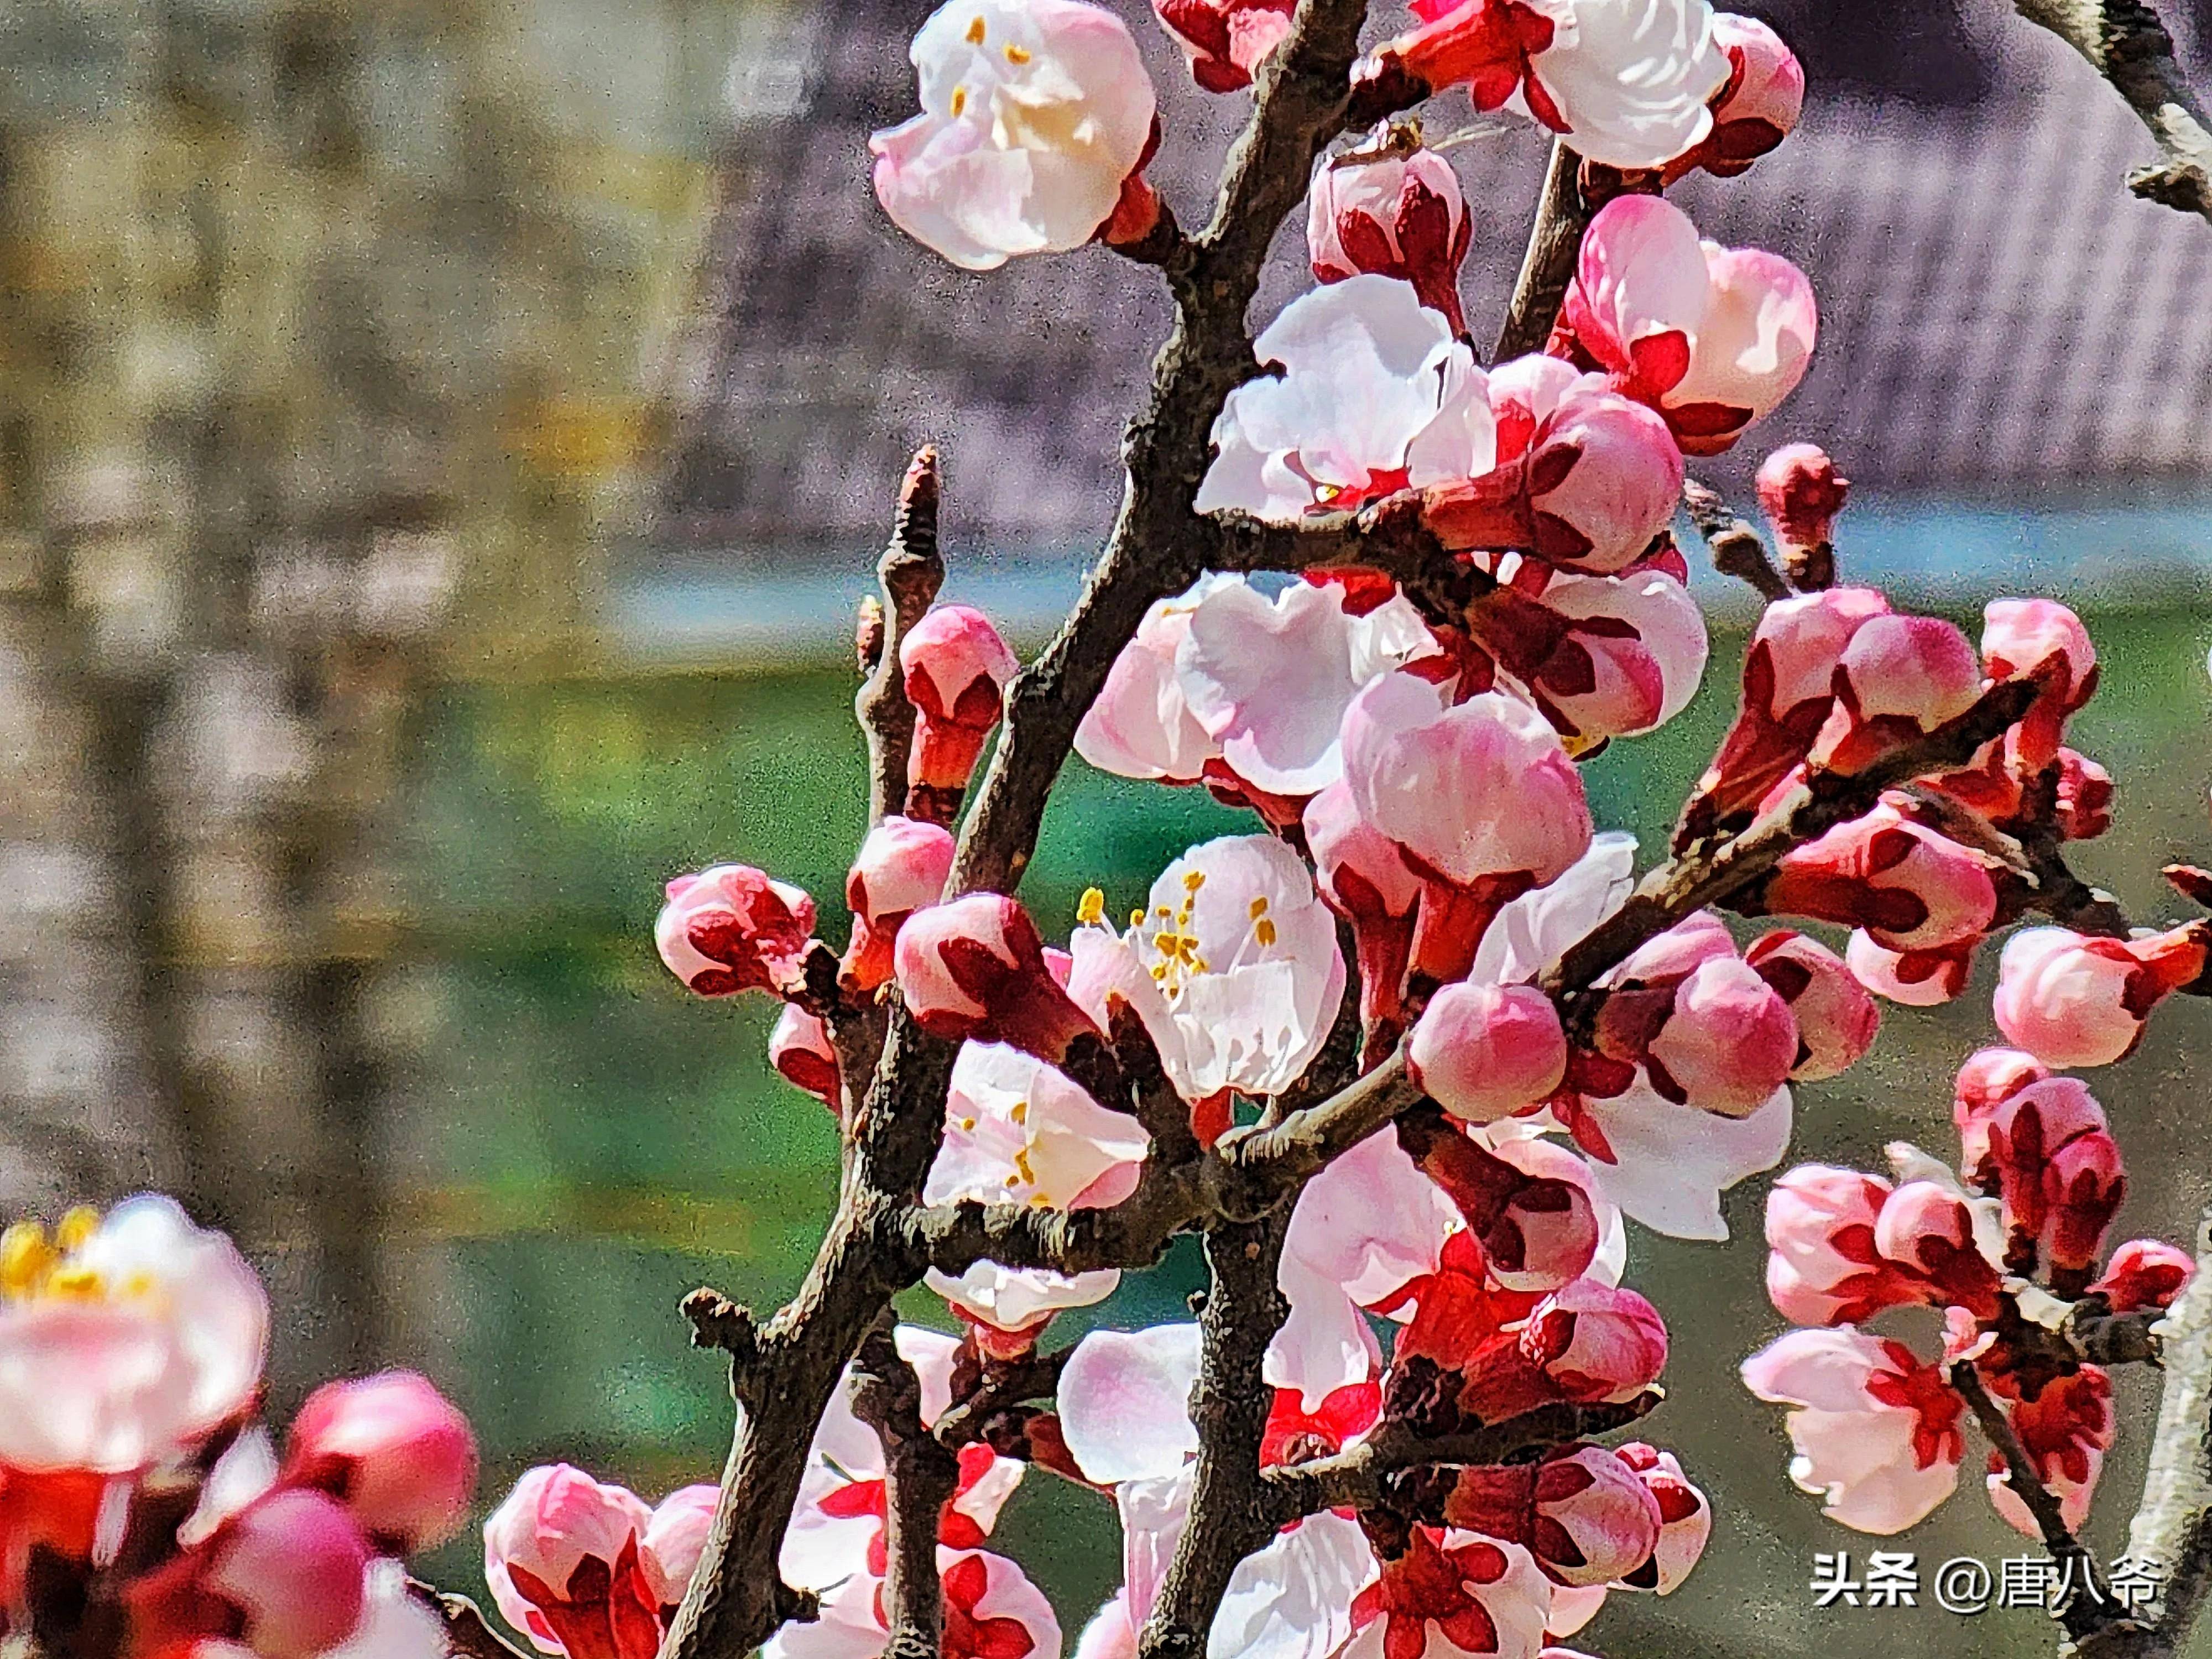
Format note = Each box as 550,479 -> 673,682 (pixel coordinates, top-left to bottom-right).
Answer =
1683,479 -> 1789,603
851,1325 -> 962,1659
408,1583 -> 535,1659
855,449 -> 946,828
1494,139 -> 1588,361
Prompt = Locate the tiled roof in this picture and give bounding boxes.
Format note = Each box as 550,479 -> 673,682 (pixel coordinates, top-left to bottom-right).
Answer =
657,2 -> 2212,560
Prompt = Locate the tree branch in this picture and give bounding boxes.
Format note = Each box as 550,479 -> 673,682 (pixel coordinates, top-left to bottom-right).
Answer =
2014,0 -> 2212,221
855,449 -> 946,827
851,1325 -> 962,1659
409,1584 -> 535,1659
1682,479 -> 1788,603
1494,139 -> 1589,361
1136,1213 -> 1294,1659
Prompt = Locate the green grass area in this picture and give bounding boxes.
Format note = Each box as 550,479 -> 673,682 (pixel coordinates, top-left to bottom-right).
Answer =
395,604 -> 2212,1657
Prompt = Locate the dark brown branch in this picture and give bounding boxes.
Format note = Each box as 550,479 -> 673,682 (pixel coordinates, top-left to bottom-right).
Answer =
409,1583 -> 535,1659
1949,1360 -> 2128,1647
1215,1044 -> 1425,1208
852,1326 -> 962,1659
1207,495 -> 1499,622
1265,1393 -> 1662,1516
1547,676 -> 2038,998
1137,1213 -> 1293,1659
855,449 -> 946,827
1683,479 -> 1788,603
1494,139 -> 1588,361
2073,1306 -> 2167,1367
2013,0 -> 2212,221
933,1345 -> 1074,1451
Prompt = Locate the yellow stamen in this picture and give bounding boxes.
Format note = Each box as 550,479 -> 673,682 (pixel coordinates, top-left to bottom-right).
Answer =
1013,1148 -> 1036,1185
1154,931 -> 1181,956
0,1223 -> 54,1298
965,14 -> 987,41
1077,887 -> 1105,926
1010,1100 -> 1029,1125
950,85 -> 968,117
1248,896 -> 1269,920
1129,908 -> 1146,930
55,1206 -> 99,1253
45,1265 -> 105,1301
1182,870 -> 1206,893
1255,919 -> 1277,947
959,1117 -> 978,1133
1004,42 -> 1030,62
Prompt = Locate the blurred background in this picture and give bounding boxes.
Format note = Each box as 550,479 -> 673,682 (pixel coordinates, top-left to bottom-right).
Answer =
2,0 -> 2211,1654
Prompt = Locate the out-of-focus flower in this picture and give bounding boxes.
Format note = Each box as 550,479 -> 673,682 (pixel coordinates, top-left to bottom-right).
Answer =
1153,0 -> 1294,90
0,1196 -> 268,1475
132,1489 -> 372,1659
872,0 -> 1158,270
1559,195 -> 1815,454
656,865 -> 818,999
1196,276 -> 1494,520
1310,130 -> 1473,332
1740,1328 -> 1963,1535
281,1370 -> 477,1555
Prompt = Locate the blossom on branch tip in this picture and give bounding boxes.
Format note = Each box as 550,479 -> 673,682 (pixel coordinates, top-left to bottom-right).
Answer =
902,604 -> 1019,806
1672,14 -> 1802,179
1739,1328 -> 1963,1534
1611,1443 -> 1709,1593
1994,923 -> 2209,1069
1752,442 -> 1844,555
281,1370 -> 478,1555
656,865 -> 818,999
871,0 -> 1157,271
1558,195 -> 1815,455
1310,130 -> 1474,333
846,816 -> 959,992
1196,275 -> 1494,521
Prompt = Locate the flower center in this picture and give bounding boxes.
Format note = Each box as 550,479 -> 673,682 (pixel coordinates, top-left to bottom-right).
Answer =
1145,869 -> 1212,998
0,1207 -> 118,1303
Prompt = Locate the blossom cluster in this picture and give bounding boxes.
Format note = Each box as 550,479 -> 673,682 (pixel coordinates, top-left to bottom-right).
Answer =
0,1197 -> 476,1659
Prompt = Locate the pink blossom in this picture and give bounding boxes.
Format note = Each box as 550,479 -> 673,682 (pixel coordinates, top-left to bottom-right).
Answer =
1310,131 -> 1473,332
1974,1077 -> 2124,1292
157,1489 -> 373,1659
1763,1166 -> 1922,1328
1612,1444 -> 1709,1593
1952,1046 -> 2049,1176
1342,676 -> 1593,985
1994,923 -> 2209,1069
0,1196 -> 268,1475
770,1004 -> 840,1108
1173,575 -> 1438,800
1067,835 -> 1346,1107
1871,1181 -> 2002,1319
1402,1121 -> 1601,1293
1306,779 -> 1423,1037
1641,956 -> 1800,1118
2054,747 -> 2114,840
1752,442 -> 1844,554
1987,1367 -> 2111,1537
1479,358 -> 1685,576
870,0 -> 1157,271
1212,1510 -> 1379,1659
1745,930 -> 1879,1081
1559,195 -> 1815,454
1982,598 -> 2096,768
1443,1447 -> 1661,1589
1740,1329 -> 1964,1534
844,816 -> 959,992
1521,1279 -> 1668,1405
1410,982 -> 1568,1124
1058,1323 -> 1202,1485
1764,806 -> 1997,952
281,1370 -> 477,1555
1468,566 -> 1708,747
640,1488 -> 719,1610
765,1549 -> 1061,1659
1688,587 -> 1891,831
1154,0 -> 1293,90
1844,932 -> 1975,1007
1564,1068 -> 1793,1241
1808,614 -> 1983,775
1269,1129 -> 1457,1407
894,893 -> 1102,1063
927,1260 -> 1123,1350
2091,1239 -> 2195,1313
484,1464 -> 659,1659
1347,1530 -> 1553,1659
926,1041 -> 1149,1214
1073,577 -> 1232,785
1196,276 -> 1495,520
901,605 -> 1019,801
656,865 -> 818,999
1675,14 -> 1803,179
